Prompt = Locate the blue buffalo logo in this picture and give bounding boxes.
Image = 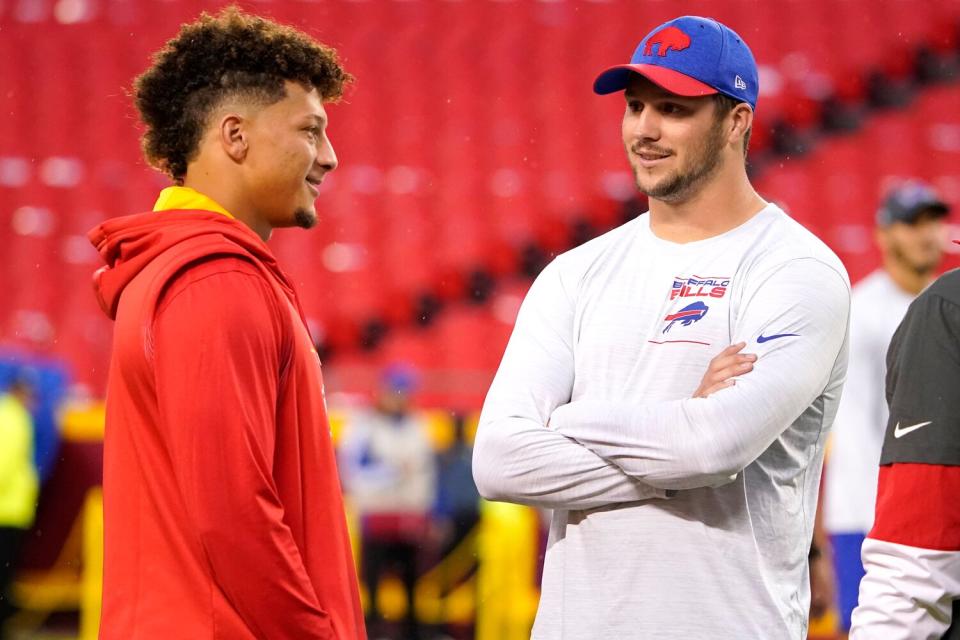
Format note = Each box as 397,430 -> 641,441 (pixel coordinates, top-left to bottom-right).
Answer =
663,301 -> 708,333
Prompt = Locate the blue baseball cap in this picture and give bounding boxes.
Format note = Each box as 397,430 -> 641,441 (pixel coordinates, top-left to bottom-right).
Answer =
594,16 -> 759,110
876,180 -> 950,227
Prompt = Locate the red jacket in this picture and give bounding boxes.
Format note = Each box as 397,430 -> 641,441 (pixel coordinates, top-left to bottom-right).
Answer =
89,210 -> 365,639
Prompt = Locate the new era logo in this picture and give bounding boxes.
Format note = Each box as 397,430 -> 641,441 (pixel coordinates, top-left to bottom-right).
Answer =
735,75 -> 747,90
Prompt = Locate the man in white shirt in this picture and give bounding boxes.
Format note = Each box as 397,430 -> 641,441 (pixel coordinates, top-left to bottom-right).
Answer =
473,15 -> 851,639
824,180 -> 949,635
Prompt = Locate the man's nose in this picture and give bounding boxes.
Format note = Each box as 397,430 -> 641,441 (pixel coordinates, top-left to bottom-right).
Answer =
317,136 -> 338,172
629,107 -> 661,143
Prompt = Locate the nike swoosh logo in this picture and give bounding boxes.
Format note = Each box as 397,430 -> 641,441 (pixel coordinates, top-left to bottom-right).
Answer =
893,421 -> 932,438
757,333 -> 799,343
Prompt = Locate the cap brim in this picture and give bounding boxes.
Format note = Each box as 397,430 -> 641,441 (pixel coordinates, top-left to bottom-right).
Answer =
594,63 -> 719,97
905,201 -> 951,222
925,202 -> 951,217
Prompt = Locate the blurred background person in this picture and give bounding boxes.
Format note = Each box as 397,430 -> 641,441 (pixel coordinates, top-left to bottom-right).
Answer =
809,510 -> 838,626
340,366 -> 437,640
824,179 -> 951,636
433,413 -> 481,639
434,413 -> 480,558
0,378 -> 38,640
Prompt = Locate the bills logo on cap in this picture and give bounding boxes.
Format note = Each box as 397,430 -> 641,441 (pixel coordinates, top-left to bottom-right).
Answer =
643,26 -> 691,57
662,301 -> 709,333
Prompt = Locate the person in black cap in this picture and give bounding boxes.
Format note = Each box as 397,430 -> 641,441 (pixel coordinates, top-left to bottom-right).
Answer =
875,180 -> 950,286
474,14 -> 850,640
823,179 -> 950,636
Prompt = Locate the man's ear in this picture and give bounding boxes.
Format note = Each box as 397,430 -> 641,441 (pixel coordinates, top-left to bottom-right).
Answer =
219,114 -> 248,162
875,226 -> 890,253
729,103 -> 753,146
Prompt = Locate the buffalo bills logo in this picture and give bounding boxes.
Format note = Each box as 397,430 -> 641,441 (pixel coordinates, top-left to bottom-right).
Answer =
643,26 -> 692,57
663,301 -> 708,333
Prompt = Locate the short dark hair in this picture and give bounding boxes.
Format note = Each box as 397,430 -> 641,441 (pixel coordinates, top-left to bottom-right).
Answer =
712,93 -> 752,155
133,6 -> 352,182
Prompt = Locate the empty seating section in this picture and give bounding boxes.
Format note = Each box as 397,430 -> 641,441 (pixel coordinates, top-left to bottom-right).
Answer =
759,84 -> 960,283
1,0 -> 958,403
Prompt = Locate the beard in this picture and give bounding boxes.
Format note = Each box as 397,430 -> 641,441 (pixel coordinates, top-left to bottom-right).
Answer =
631,117 -> 727,203
294,207 -> 318,229
890,242 -> 940,276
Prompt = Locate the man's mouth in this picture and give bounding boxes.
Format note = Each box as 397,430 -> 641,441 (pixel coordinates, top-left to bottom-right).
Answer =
634,148 -> 671,161
305,176 -> 322,195
634,149 -> 671,167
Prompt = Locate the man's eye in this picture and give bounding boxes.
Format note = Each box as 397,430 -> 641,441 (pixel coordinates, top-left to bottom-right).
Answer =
627,101 -> 642,113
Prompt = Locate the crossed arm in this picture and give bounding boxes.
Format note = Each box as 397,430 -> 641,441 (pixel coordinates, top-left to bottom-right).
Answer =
473,257 -> 849,508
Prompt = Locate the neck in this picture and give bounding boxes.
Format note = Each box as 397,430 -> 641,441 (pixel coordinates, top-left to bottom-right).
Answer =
182,169 -> 272,242
883,256 -> 933,295
647,161 -> 766,243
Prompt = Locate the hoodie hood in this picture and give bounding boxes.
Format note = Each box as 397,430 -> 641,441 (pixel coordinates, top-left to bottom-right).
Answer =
89,210 -> 295,320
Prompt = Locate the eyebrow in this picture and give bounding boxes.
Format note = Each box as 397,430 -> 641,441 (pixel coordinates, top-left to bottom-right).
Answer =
304,113 -> 328,127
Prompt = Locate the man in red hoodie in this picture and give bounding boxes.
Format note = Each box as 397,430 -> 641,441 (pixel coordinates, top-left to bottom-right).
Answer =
87,8 -> 364,638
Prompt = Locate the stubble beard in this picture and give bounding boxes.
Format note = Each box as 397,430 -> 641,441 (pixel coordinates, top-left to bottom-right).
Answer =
890,242 -> 939,277
632,119 -> 727,204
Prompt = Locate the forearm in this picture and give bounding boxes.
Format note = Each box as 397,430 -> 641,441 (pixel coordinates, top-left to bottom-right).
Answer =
195,502 -> 333,637
549,396 -> 745,489
168,400 -> 334,636
550,351 -> 834,490
851,538 -> 960,639
472,415 -> 670,510
552,261 -> 848,489
473,260 -> 670,510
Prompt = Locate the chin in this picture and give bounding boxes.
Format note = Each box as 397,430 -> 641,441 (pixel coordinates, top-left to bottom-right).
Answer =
635,176 -> 673,198
293,207 -> 318,229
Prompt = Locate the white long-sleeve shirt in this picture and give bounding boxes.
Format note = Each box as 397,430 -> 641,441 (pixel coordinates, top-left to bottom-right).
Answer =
474,204 -> 850,639
824,269 -> 914,534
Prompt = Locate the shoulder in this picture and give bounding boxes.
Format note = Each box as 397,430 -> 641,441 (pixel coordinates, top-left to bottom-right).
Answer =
156,256 -> 280,325
891,270 -> 960,352
165,252 -> 262,286
549,216 -> 644,287
744,206 -> 850,289
899,269 -> 960,330
921,268 -> 960,307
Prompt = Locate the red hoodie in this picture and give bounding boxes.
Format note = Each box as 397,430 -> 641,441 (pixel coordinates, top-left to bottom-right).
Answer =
89,210 -> 365,639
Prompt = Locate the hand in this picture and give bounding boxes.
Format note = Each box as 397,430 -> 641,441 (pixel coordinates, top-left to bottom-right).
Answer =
693,342 -> 757,398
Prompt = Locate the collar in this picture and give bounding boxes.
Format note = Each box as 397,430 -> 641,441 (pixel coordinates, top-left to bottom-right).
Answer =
153,186 -> 235,219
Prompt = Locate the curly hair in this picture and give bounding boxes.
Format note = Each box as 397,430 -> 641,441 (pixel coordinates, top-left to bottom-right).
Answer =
133,6 -> 352,182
